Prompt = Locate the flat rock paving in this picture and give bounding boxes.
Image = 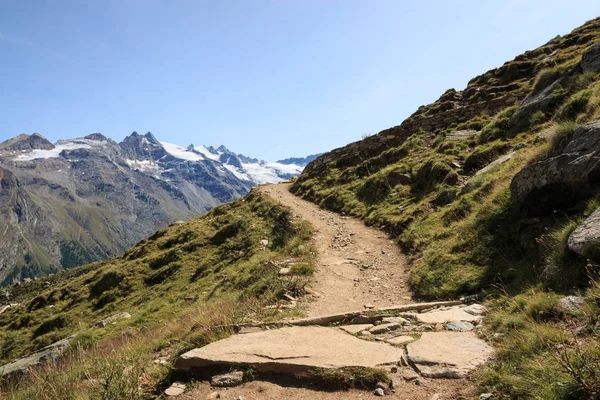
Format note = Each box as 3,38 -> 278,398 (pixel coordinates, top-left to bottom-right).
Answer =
406,332 -> 494,378
415,308 -> 482,324
176,326 -> 405,373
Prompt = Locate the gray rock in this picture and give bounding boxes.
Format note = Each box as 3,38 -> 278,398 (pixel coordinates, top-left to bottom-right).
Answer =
568,207 -> 600,257
165,381 -> 186,397
510,76 -> 567,129
558,295 -> 585,312
479,394 -> 493,400
0,336 -> 74,377
374,387 -> 385,396
462,304 -> 487,316
445,321 -> 475,332
375,381 -> 387,390
510,121 -> 600,209
91,312 -> 131,328
581,41 -> 600,72
211,370 -> 244,387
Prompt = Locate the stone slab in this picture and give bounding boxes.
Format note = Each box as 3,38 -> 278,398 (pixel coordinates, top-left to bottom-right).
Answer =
415,308 -> 482,324
176,326 -> 405,373
407,332 -> 493,378
338,324 -> 374,335
385,336 -> 416,346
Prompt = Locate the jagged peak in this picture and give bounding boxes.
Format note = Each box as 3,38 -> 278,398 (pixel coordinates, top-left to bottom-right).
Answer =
0,132 -> 55,151
84,133 -> 108,141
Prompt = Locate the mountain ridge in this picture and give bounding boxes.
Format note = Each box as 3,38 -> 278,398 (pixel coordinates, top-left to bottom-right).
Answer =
0,131 -> 314,285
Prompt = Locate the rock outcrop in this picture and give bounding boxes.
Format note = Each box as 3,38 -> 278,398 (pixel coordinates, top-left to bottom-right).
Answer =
581,41 -> 600,72
0,336 -> 73,377
568,207 -> 600,257
510,120 -> 600,212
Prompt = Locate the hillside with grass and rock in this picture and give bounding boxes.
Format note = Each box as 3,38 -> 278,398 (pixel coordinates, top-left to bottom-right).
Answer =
291,17 -> 600,399
3,15 -> 600,400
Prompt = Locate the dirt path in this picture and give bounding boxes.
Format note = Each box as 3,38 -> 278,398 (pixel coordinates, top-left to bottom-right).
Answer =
181,183 -> 480,400
259,183 -> 412,316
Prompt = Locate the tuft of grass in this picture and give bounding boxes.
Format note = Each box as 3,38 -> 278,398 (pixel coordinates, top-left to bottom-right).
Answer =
558,89 -> 593,121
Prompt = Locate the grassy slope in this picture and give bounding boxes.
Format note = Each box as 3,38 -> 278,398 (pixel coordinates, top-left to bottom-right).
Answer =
292,18 -> 600,399
0,189 -> 315,399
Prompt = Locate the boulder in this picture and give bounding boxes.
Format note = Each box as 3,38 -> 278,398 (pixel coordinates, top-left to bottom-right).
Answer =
406,332 -> 494,378
558,295 -> 585,312
510,121 -> 600,211
581,41 -> 600,72
211,370 -> 244,387
568,207 -> 600,257
509,77 -> 567,129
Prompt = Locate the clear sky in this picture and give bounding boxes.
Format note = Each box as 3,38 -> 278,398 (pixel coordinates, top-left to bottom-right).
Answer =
1,1 -> 600,160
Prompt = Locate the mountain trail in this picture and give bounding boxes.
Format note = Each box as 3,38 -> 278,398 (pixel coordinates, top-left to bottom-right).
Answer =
177,183 -> 490,399
259,182 -> 412,316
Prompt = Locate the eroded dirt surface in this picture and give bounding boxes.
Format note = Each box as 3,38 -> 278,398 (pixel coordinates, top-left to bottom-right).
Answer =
260,182 -> 412,316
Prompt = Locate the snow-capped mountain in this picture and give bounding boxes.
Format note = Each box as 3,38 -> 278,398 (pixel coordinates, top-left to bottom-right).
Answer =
0,131 -> 315,285
157,141 -> 317,184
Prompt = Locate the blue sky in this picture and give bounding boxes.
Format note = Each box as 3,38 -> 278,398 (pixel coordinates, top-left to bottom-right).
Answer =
1,1 -> 600,160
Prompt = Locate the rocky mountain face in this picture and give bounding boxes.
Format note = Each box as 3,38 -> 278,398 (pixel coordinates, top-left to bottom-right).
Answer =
0,132 -> 310,285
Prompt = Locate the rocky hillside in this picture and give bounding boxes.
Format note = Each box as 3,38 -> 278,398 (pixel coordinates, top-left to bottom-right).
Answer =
292,17 -> 600,398
0,131 -> 313,286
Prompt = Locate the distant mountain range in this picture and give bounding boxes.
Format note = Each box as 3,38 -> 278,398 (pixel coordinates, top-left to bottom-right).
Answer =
0,131 -> 320,285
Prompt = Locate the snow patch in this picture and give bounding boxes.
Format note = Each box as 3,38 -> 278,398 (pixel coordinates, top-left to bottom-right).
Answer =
160,142 -> 205,162
15,142 -> 93,161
